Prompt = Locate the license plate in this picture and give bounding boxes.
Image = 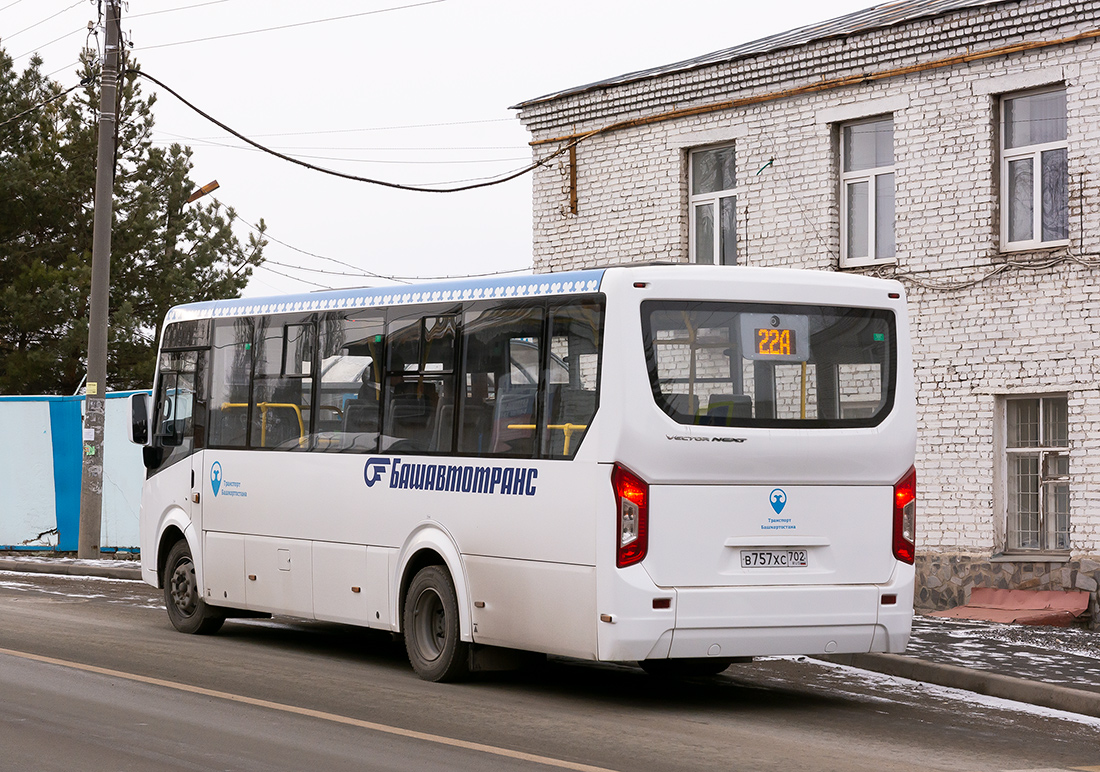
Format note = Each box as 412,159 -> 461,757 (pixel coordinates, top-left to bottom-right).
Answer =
740,549 -> 808,568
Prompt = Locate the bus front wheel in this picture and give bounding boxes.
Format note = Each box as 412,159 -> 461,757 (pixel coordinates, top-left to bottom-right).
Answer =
163,540 -> 225,635
403,566 -> 469,682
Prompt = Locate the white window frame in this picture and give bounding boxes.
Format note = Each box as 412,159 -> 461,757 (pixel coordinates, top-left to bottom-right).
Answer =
999,394 -> 1071,554
688,145 -> 738,266
999,86 -> 1070,251
839,116 -> 895,269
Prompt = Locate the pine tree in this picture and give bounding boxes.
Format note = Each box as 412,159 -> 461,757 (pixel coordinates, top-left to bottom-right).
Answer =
0,49 -> 266,394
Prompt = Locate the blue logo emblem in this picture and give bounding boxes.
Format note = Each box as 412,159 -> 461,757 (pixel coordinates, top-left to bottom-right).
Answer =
210,462 -> 222,497
769,488 -> 787,514
364,457 -> 391,487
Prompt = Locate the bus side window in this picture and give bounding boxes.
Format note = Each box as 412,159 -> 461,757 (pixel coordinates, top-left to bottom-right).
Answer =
234,317 -> 317,450
542,301 -> 602,458
460,305 -> 543,457
382,312 -> 457,454
313,313 -> 384,452
208,318 -> 254,448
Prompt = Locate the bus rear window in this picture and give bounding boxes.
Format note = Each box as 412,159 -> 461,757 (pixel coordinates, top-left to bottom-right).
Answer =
642,301 -> 896,428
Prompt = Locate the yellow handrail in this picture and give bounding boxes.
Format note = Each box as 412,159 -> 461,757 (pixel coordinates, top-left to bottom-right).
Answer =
221,402 -> 305,447
507,423 -> 588,455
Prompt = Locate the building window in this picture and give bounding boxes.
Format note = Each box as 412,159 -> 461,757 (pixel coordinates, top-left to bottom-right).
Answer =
1003,395 -> 1070,552
1000,88 -> 1069,250
840,116 -> 895,267
689,145 -> 736,265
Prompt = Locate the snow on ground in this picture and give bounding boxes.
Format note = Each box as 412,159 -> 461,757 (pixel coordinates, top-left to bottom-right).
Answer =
758,655 -> 1100,730
907,616 -> 1100,692
0,570 -> 162,609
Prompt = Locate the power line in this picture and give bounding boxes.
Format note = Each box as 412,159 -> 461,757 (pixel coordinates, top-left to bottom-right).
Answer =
178,117 -> 516,140
152,134 -> 526,151
127,0 -> 232,20
45,58 -> 81,79
0,76 -> 88,129
126,68 -> 578,193
137,0 -> 446,51
11,24 -> 84,62
255,261 -> 330,290
149,134 -> 529,165
210,197 -> 529,287
209,196 -> 410,285
3,0 -> 83,43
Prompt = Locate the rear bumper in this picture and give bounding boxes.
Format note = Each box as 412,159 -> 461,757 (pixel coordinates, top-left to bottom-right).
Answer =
597,562 -> 914,662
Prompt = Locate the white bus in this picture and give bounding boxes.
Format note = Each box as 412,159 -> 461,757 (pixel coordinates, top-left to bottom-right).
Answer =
130,265 -> 916,681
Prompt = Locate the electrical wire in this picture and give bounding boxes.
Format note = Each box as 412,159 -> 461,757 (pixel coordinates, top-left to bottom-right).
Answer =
255,261 -> 330,289
857,251 -> 1100,292
137,0 -> 446,51
208,196 -> 530,287
3,0 -> 83,43
152,139 -> 530,165
44,59 -> 81,78
127,0 -> 231,20
125,68 -> 579,193
261,259 -> 390,280
180,117 -> 516,140
0,76 -> 87,129
152,134 -> 527,151
149,130 -> 529,168
210,197 -> 409,285
11,25 -> 85,63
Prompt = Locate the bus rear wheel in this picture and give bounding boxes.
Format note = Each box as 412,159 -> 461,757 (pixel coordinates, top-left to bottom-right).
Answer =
163,540 -> 225,635
403,566 -> 469,682
640,657 -> 735,678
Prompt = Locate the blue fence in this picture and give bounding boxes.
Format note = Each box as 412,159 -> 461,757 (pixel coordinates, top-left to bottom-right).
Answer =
0,392 -> 146,552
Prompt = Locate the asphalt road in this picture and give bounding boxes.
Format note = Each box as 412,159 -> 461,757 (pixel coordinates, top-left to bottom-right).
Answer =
1,570 -> 1098,772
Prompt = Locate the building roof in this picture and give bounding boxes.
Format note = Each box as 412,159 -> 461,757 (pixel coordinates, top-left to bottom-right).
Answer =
514,0 -> 1010,109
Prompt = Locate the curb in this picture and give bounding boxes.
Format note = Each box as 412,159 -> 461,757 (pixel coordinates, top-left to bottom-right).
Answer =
0,558 -> 141,581
819,652 -> 1100,719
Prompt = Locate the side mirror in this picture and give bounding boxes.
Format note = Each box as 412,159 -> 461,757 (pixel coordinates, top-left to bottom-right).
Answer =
130,392 -> 150,445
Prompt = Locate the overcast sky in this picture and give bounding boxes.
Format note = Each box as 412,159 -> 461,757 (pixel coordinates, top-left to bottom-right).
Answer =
3,0 -> 874,298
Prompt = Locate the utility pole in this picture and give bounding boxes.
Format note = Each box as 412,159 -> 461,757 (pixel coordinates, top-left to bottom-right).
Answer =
78,0 -> 121,559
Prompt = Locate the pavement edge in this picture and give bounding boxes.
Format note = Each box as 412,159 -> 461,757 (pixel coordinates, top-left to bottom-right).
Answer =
819,652 -> 1100,719
0,558 -> 141,581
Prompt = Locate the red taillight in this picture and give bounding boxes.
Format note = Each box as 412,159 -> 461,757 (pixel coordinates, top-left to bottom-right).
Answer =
892,466 -> 916,565
612,463 -> 649,568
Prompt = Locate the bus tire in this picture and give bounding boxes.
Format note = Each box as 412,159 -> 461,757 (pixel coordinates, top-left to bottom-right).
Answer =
639,657 -> 735,678
403,566 -> 469,682
163,540 -> 225,635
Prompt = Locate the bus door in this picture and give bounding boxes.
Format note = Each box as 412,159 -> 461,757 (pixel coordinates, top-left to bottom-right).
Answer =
148,347 -> 209,528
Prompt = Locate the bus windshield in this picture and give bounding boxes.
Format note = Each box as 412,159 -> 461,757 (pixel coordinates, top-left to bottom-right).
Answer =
642,300 -> 896,428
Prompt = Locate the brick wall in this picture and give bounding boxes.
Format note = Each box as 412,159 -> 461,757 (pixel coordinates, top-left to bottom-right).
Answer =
518,0 -> 1100,620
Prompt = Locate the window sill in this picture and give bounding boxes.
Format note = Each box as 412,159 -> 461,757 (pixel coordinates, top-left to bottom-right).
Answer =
997,241 -> 1070,256
990,552 -> 1072,563
839,258 -> 898,271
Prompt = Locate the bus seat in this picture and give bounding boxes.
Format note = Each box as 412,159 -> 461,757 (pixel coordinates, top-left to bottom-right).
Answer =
548,388 -> 597,457
665,393 -> 699,420
385,392 -> 434,450
454,400 -> 493,454
704,394 -> 753,425
343,400 -> 380,433
261,404 -> 305,448
491,379 -> 537,455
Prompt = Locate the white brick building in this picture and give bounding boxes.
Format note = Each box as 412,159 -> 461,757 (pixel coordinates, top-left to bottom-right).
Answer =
515,0 -> 1100,622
